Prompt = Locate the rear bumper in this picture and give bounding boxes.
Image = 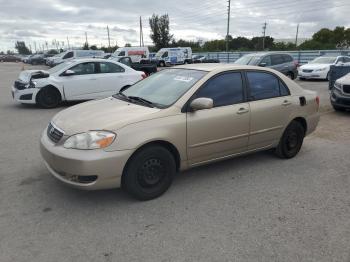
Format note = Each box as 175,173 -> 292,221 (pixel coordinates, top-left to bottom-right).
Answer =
11,86 -> 38,104
330,89 -> 350,108
40,129 -> 133,190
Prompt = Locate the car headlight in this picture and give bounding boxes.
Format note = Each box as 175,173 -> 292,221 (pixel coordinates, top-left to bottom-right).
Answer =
315,67 -> 327,71
64,131 -> 116,150
334,82 -> 342,91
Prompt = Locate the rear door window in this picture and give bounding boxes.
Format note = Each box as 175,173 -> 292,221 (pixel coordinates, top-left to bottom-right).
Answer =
247,71 -> 281,100
99,62 -> 125,73
260,56 -> 272,66
282,54 -> 293,62
271,55 -> 285,65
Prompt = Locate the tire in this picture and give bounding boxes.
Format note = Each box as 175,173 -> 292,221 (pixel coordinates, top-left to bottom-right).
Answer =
275,121 -> 305,159
332,104 -> 345,111
123,145 -> 176,200
159,61 -> 165,67
286,72 -> 295,80
36,87 -> 61,108
326,72 -> 330,81
299,77 -> 305,81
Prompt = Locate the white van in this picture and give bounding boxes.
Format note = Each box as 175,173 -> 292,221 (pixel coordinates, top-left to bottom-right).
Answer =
49,50 -> 105,67
155,47 -> 192,66
112,47 -> 150,63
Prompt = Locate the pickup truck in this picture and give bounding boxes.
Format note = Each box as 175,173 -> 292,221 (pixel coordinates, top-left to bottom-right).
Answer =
114,56 -> 158,76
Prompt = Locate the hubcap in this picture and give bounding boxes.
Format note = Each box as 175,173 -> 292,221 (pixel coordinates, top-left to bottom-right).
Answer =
137,158 -> 165,188
286,131 -> 298,150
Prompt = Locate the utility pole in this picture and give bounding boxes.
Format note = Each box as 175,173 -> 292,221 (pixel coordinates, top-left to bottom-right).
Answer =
107,26 -> 111,49
67,36 -> 70,49
139,16 -> 144,47
295,23 -> 299,47
262,22 -> 267,50
226,0 -> 231,52
85,32 -> 88,47
34,42 -> 37,53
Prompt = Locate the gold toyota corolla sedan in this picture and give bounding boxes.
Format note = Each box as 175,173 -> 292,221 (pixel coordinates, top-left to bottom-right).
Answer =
40,64 -> 320,200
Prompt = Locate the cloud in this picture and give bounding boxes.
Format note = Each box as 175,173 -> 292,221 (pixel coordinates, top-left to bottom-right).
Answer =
0,0 -> 350,51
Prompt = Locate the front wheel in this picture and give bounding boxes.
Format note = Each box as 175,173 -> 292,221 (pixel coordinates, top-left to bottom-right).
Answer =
286,72 -> 295,80
123,146 -> 176,200
275,121 -> 305,159
36,87 -> 61,108
159,61 -> 165,67
332,104 -> 345,111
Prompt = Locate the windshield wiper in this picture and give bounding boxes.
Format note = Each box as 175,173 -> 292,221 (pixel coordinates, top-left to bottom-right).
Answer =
128,96 -> 155,108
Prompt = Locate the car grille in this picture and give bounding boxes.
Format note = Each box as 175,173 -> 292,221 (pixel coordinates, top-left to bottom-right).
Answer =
14,80 -> 27,90
343,85 -> 350,94
302,69 -> 313,73
47,122 -> 64,143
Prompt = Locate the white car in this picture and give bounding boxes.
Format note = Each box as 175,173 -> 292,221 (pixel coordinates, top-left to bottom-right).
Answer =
11,59 -> 145,108
298,56 -> 350,80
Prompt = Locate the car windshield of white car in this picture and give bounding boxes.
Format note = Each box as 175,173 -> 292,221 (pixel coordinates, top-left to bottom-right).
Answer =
117,69 -> 207,108
309,57 -> 336,64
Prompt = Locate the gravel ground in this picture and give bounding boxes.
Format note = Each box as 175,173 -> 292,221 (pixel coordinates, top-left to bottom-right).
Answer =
0,62 -> 349,262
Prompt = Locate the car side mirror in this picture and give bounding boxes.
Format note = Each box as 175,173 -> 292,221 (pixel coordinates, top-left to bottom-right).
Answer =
190,98 -> 213,111
259,62 -> 267,67
63,69 -> 75,76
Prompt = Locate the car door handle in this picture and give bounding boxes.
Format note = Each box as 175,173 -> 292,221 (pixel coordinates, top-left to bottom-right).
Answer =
237,108 -> 249,114
89,78 -> 97,80
282,100 -> 291,106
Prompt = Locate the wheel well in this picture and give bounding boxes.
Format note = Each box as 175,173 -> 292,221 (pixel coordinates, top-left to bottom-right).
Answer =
36,85 -> 62,102
292,117 -> 307,133
121,140 -> 181,187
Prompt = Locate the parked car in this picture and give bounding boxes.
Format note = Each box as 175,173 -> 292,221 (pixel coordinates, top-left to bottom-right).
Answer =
192,55 -> 206,63
234,52 -> 298,79
0,54 -> 21,62
154,47 -> 192,66
28,54 -> 46,65
115,56 -> 157,75
40,64 -> 320,200
298,56 -> 350,80
11,58 -> 145,108
331,72 -> 350,111
48,50 -> 105,67
111,47 -> 149,63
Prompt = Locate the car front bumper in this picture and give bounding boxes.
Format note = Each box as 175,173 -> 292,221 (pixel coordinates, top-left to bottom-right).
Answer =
298,70 -> 328,79
11,86 -> 38,104
40,128 -> 133,190
330,88 -> 350,109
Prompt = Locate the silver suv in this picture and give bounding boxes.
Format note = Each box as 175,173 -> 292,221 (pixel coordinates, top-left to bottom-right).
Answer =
235,52 -> 298,80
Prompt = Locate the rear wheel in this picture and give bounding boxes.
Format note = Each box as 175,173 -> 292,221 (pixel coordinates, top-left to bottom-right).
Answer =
36,87 -> 61,108
286,72 -> 295,80
123,146 -> 176,200
275,121 -> 305,159
159,61 -> 165,67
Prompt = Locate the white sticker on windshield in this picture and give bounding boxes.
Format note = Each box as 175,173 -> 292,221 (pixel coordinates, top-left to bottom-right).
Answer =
174,76 -> 194,82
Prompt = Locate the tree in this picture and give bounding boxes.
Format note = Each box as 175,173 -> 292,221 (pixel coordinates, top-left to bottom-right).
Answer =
15,41 -> 31,55
90,45 -> 98,50
125,43 -> 131,47
149,14 -> 173,50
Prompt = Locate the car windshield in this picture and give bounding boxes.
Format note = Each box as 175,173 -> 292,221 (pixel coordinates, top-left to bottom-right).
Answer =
309,57 -> 336,64
48,61 -> 74,74
234,55 -> 261,65
118,69 -> 207,108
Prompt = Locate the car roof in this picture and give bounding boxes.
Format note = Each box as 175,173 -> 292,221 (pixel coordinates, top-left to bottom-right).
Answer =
175,63 -> 279,73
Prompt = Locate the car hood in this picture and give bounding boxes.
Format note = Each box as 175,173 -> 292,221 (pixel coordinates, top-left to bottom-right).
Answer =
336,72 -> 350,85
18,70 -> 50,83
52,97 -> 162,135
299,63 -> 331,70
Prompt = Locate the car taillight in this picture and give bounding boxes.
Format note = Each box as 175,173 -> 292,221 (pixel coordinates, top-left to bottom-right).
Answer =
294,60 -> 300,67
141,73 -> 147,79
316,96 -> 320,109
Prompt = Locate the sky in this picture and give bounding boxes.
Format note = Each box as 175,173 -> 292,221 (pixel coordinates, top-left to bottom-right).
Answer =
0,0 -> 350,52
